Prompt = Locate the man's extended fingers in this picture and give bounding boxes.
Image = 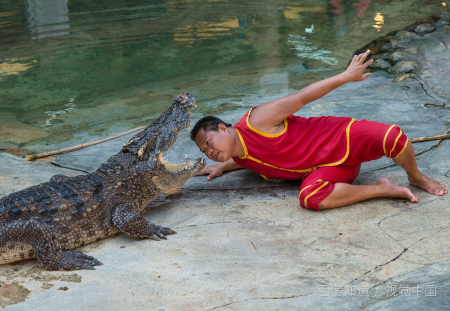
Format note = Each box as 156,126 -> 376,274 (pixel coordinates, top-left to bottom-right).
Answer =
362,58 -> 374,69
360,50 -> 371,62
195,169 -> 208,176
362,72 -> 371,80
355,50 -> 370,63
207,174 -> 216,181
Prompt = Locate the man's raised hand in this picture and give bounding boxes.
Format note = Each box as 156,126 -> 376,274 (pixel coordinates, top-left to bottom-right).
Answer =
344,50 -> 373,82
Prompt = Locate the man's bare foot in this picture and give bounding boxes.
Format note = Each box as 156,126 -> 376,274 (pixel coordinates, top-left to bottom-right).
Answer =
408,173 -> 448,196
376,178 -> 418,203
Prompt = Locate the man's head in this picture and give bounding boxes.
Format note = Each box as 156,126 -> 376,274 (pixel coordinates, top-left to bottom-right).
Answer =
191,116 -> 234,162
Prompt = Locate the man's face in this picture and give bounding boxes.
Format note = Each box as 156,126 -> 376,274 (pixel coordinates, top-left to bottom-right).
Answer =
194,124 -> 233,162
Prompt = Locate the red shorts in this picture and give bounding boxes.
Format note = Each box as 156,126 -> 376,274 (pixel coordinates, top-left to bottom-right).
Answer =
299,120 -> 409,211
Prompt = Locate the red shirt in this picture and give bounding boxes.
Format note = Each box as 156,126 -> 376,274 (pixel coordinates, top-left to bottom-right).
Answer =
232,108 -> 355,180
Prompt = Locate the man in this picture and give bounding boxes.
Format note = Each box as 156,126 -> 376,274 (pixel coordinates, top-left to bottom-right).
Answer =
191,50 -> 447,210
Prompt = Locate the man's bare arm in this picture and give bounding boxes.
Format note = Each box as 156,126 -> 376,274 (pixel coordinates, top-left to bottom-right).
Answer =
195,157 -> 242,181
249,50 -> 373,133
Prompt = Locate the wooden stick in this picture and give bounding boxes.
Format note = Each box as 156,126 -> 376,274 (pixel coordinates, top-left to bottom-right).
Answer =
23,130 -> 450,161
25,126 -> 146,161
411,133 -> 450,143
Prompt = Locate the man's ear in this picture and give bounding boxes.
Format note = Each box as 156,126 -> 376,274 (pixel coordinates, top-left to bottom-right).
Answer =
218,123 -> 228,131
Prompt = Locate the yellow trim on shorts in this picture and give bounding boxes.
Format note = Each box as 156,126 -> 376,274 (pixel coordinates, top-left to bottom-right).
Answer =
393,138 -> 409,159
383,125 -> 396,156
389,130 -> 403,158
261,174 -> 268,179
315,119 -> 355,168
298,185 -> 312,199
246,108 -> 288,137
304,181 -> 329,208
236,119 -> 356,174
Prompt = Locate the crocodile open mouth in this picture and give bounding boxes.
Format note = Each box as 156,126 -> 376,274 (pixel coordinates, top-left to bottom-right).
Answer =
155,118 -> 206,175
157,156 -> 205,179
153,95 -> 204,175
163,159 -> 194,172
123,93 -> 204,174
154,99 -> 196,166
160,158 -> 204,176
156,135 -> 202,173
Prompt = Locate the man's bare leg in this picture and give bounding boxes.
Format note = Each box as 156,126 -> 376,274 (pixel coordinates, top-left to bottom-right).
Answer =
319,178 -> 418,210
319,140 -> 447,210
393,140 -> 448,195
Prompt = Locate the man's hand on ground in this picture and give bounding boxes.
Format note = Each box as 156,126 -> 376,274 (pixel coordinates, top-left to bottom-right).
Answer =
344,49 -> 373,82
195,164 -> 224,181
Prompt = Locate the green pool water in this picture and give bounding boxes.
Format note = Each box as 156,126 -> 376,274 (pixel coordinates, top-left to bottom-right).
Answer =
0,0 -> 446,151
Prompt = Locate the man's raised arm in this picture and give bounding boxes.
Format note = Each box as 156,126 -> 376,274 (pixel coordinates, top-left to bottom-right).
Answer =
249,50 -> 373,133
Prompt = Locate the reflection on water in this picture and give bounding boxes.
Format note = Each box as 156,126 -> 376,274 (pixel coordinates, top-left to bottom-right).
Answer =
287,34 -> 339,65
43,98 -> 75,126
283,6 -> 325,20
174,19 -> 240,46
330,0 -> 372,17
0,0 -> 447,150
27,0 -> 70,39
373,12 -> 384,32
0,58 -> 35,78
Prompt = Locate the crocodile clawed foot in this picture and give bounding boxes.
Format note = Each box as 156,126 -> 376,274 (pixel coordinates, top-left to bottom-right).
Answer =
57,251 -> 103,271
148,233 -> 162,241
160,226 -> 177,235
148,226 -> 177,241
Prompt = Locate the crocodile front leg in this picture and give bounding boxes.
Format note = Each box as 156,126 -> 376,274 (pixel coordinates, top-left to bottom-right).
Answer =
112,204 -> 176,240
0,220 -> 102,270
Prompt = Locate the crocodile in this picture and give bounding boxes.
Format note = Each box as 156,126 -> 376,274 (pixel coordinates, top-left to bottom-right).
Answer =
0,93 -> 205,271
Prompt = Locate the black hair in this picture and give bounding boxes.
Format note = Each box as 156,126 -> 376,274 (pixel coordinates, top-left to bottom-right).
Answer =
190,116 -> 232,141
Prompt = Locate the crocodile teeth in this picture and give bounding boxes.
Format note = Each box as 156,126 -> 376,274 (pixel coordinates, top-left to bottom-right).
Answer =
157,153 -> 165,165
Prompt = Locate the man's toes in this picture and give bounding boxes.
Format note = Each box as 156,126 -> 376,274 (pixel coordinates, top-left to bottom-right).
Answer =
405,189 -> 418,202
430,187 -> 444,196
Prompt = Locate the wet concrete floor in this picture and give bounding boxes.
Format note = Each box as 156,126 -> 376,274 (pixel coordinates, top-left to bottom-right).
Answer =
1,20 -> 450,311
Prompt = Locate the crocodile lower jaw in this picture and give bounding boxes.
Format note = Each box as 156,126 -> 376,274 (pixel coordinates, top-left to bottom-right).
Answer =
162,158 -> 202,173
